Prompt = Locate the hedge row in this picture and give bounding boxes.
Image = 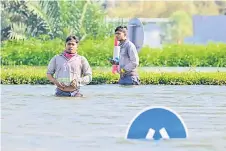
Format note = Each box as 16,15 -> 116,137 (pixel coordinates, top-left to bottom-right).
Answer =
1,38 -> 226,67
1,66 -> 226,85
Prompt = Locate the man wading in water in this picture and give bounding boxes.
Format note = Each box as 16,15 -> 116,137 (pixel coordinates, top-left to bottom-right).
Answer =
47,35 -> 92,97
110,26 -> 140,85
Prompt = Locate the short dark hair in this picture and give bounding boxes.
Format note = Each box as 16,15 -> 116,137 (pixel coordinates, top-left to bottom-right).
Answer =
65,35 -> 79,43
115,26 -> 127,33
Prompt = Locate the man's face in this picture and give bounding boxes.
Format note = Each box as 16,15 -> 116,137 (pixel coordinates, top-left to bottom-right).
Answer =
65,40 -> 78,54
115,31 -> 126,41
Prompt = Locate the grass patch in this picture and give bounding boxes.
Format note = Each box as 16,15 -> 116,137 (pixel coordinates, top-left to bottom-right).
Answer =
1,66 -> 226,85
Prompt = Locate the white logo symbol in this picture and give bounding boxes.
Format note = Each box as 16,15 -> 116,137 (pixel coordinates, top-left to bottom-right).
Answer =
63,63 -> 68,71
146,127 -> 170,139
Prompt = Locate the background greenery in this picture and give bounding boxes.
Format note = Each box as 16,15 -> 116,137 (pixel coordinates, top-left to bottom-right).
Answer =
1,1 -> 226,86
1,38 -> 226,67
1,0 -> 114,41
1,66 -> 226,85
2,1 -> 226,43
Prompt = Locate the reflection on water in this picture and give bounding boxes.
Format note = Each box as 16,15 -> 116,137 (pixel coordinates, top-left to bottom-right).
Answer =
1,84 -> 226,151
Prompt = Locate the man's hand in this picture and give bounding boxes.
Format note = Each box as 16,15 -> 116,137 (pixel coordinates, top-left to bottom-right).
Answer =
109,58 -> 119,65
120,68 -> 126,78
47,74 -> 65,89
70,79 -> 80,90
53,79 -> 66,89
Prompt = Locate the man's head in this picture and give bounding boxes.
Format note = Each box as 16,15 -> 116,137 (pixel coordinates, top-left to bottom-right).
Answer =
65,35 -> 79,54
115,26 -> 127,41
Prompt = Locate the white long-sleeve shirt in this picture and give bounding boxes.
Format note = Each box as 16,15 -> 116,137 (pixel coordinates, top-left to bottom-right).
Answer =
47,53 -> 92,86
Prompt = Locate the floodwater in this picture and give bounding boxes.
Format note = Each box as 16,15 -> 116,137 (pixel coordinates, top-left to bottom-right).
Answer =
1,84 -> 226,151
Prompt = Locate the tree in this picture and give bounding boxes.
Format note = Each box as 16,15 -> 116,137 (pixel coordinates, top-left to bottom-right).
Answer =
1,0 -> 112,41
168,11 -> 193,43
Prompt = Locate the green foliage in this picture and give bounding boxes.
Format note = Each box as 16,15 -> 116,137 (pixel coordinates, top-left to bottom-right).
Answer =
1,66 -> 226,85
1,37 -> 115,66
78,37 -> 114,66
1,38 -> 226,67
139,44 -> 226,67
168,11 -> 193,43
1,0 -> 113,41
1,37 -> 65,65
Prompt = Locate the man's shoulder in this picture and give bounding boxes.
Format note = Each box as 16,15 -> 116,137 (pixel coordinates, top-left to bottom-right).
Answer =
126,40 -> 136,49
53,53 -> 64,57
77,55 -> 86,59
124,40 -> 134,46
77,55 -> 89,62
49,54 -> 61,60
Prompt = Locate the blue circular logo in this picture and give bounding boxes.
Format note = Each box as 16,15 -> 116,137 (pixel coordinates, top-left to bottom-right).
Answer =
125,106 -> 188,140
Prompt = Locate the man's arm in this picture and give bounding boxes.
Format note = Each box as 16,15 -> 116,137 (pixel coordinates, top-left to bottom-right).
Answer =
80,56 -> 92,86
47,56 -> 56,76
46,56 -> 65,89
123,43 -> 139,72
47,73 -> 56,84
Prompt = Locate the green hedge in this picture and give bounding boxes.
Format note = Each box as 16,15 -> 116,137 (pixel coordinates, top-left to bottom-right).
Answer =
1,66 -> 226,85
139,43 -> 226,67
1,37 -> 226,67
